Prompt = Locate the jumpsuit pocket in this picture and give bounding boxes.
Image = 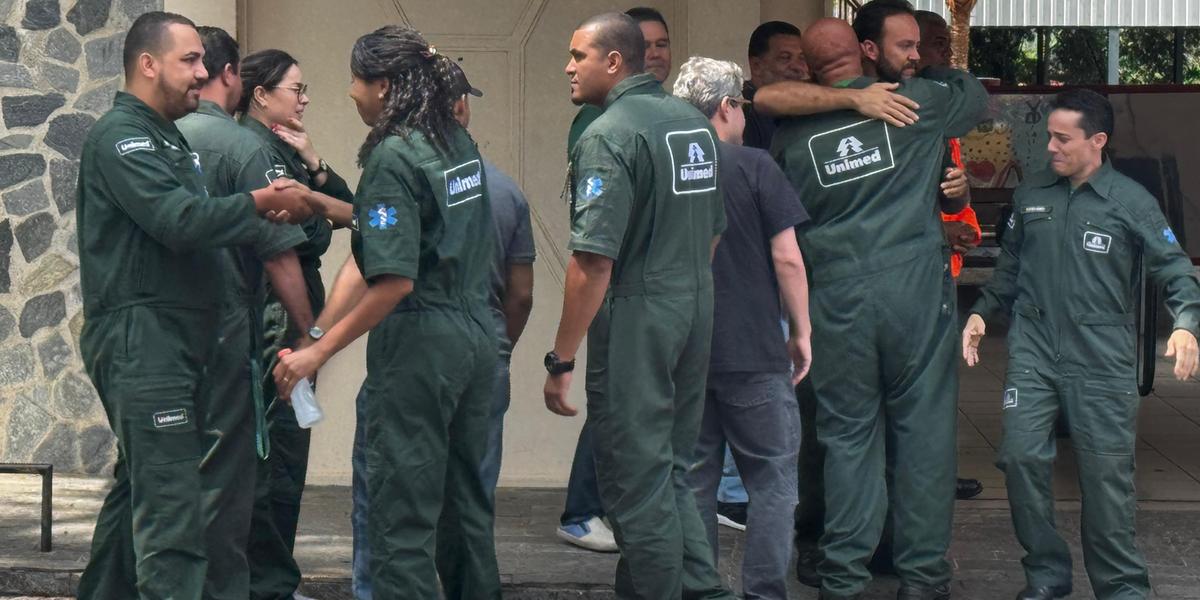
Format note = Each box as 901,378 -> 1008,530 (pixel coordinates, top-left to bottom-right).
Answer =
1074,312 -> 1136,373
1070,376 -> 1138,456
118,376 -> 202,467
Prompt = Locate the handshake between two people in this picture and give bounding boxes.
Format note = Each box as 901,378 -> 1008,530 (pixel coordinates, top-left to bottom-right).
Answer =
251,178 -> 323,224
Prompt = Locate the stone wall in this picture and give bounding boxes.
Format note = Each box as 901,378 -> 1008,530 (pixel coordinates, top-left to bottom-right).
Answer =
1,0 -> 161,475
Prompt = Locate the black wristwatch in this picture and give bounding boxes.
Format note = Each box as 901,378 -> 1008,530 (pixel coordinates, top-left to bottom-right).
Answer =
544,351 -> 576,375
307,158 -> 328,177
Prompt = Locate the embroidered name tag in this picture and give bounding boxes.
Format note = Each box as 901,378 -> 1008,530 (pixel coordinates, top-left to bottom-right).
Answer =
153,408 -> 189,428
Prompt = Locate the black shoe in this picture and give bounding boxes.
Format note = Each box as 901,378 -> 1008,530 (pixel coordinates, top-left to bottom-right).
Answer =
1015,584 -> 1071,600
956,477 -> 984,500
898,583 -> 950,600
819,592 -> 861,600
716,501 -> 747,531
794,546 -> 822,588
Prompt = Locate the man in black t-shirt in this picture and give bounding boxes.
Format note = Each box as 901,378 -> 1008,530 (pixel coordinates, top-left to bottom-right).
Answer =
675,56 -> 813,600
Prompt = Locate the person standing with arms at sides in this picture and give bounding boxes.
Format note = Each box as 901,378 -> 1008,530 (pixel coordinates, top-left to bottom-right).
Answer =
74,12 -> 314,600
235,48 -> 355,600
342,60 -> 536,600
762,6 -> 987,598
674,56 -> 813,600
175,26 -> 313,600
963,89 -> 1200,600
557,4 -> 674,554
742,20 -> 808,151
273,25 -> 501,599
544,12 -> 732,599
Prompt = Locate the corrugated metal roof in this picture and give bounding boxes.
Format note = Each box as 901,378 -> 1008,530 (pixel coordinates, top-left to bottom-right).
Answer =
912,0 -> 1200,26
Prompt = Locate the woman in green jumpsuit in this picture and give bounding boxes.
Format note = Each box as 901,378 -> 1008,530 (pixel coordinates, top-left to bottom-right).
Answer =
235,49 -> 356,600
273,26 -> 500,599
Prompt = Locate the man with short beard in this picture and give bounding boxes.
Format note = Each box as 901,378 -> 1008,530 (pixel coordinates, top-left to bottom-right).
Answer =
758,4 -> 987,597
74,12 -> 312,599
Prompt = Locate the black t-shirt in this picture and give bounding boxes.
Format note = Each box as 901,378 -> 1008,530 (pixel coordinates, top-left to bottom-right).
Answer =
710,141 -> 810,373
742,81 -> 776,151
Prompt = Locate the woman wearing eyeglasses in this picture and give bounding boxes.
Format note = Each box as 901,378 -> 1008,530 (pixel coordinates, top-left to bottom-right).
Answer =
236,48 -> 354,600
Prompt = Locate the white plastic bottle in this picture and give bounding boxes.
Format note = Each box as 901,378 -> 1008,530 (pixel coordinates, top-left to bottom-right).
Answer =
277,349 -> 324,428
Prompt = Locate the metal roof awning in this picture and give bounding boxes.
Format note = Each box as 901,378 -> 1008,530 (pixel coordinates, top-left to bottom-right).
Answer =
912,0 -> 1200,27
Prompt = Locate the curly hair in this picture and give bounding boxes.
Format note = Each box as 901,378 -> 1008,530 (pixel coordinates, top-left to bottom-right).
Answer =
351,26 -> 462,166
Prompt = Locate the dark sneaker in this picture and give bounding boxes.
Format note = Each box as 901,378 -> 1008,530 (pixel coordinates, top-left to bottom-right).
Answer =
897,582 -> 950,600
956,477 -> 984,500
716,501 -> 747,531
795,546 -> 822,588
1015,584 -> 1071,600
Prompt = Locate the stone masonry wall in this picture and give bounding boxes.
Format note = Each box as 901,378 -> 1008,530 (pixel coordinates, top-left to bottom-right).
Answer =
1,0 -> 161,475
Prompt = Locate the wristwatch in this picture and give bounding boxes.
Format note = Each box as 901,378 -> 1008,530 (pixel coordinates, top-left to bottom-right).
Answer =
544,351 -> 576,375
307,158 -> 328,177
307,325 -> 325,341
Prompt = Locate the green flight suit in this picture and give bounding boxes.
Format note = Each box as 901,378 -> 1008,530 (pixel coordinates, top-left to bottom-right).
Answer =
176,101 -> 308,600
567,104 -> 603,156
771,67 -> 986,597
971,162 -> 1200,599
75,92 -> 270,600
352,126 -> 499,598
569,73 -> 731,600
238,116 -> 353,599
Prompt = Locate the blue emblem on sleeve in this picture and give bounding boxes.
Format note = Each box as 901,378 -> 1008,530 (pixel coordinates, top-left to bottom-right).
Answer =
368,204 -> 397,230
579,176 -> 603,202
1163,227 -> 1178,244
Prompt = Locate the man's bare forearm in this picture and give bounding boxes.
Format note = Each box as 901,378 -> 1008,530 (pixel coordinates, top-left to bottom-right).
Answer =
771,231 -> 811,338
503,263 -> 535,347
263,249 -> 315,334
552,252 -> 613,360
753,81 -> 860,117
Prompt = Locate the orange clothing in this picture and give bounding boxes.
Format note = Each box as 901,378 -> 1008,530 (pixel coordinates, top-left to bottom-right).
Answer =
941,138 -> 981,278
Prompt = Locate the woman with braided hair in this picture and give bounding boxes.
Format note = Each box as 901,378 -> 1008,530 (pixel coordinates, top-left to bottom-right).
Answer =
273,25 -> 501,598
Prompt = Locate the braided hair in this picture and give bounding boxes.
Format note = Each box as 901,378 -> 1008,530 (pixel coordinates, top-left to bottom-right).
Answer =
351,26 -> 462,166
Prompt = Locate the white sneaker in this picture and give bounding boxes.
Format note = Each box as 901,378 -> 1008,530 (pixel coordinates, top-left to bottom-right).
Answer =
556,516 -> 619,552
292,592 -> 317,600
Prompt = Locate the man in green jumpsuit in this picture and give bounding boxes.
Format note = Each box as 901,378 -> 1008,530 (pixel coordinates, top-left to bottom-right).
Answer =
74,12 -> 313,600
175,26 -> 313,600
237,53 -> 355,599
543,13 -> 731,599
761,11 -> 986,599
963,89 -> 1200,600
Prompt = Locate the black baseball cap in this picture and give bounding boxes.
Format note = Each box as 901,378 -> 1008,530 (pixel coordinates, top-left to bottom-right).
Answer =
448,61 -> 483,98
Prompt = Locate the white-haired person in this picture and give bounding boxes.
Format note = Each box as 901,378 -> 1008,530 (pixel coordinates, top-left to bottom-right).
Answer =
675,56 -> 813,600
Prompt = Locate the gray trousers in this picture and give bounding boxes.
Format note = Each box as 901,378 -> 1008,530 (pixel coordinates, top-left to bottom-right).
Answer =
689,371 -> 801,600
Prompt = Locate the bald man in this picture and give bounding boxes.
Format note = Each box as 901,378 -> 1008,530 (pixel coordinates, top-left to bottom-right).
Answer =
763,8 -> 987,600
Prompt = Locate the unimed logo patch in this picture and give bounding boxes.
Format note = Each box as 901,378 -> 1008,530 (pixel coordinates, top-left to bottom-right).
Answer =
115,137 -> 155,156
444,159 -> 483,207
665,129 -> 717,195
1083,231 -> 1112,254
152,408 -> 189,428
807,119 -> 895,188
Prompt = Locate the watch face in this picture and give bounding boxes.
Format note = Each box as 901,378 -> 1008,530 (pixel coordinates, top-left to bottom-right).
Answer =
308,326 -> 324,339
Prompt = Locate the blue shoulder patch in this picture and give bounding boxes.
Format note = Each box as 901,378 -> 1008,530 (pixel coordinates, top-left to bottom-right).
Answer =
579,175 -> 603,202
368,203 -> 398,230
1163,227 -> 1178,245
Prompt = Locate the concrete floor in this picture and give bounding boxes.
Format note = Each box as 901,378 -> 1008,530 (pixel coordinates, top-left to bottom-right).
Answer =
2,334 -> 1198,598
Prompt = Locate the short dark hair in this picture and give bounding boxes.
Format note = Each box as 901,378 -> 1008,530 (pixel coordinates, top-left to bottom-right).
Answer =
237,49 -> 298,114
578,12 -> 645,74
123,11 -> 196,76
853,0 -> 915,45
1051,88 -> 1114,138
625,6 -> 668,34
748,20 -> 802,58
913,9 -> 947,30
197,26 -> 239,81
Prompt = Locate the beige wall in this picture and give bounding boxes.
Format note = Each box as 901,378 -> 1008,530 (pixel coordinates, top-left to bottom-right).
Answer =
168,0 -> 825,486
165,0 -> 237,33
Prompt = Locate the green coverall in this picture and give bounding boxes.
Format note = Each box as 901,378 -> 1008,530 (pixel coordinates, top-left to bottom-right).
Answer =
238,115 -> 353,599
176,100 -> 308,600
971,162 -> 1200,599
352,126 -> 499,598
75,92 -> 274,600
569,73 -> 731,600
770,67 -> 987,597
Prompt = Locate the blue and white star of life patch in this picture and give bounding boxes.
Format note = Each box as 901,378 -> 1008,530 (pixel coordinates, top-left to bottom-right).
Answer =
1163,227 -> 1178,245
368,204 -> 397,230
579,176 -> 603,202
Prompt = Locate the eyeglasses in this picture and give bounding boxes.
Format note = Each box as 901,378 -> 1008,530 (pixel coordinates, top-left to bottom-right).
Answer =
274,83 -> 309,98
725,96 -> 748,110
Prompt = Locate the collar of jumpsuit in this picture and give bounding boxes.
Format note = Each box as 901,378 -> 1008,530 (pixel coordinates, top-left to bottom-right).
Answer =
603,72 -> 660,108
195,99 -> 235,122
113,90 -> 178,131
1029,159 -> 1118,201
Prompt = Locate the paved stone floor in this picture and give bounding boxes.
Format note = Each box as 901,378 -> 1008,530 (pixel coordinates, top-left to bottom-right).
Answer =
2,334 -> 1198,598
